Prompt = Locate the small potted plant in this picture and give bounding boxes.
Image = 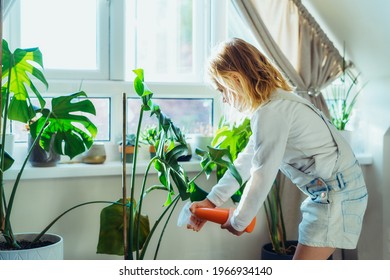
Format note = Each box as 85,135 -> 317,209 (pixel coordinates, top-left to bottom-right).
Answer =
322,47 -> 366,144
26,114 -> 61,167
261,173 -> 296,259
140,125 -> 159,158
118,133 -> 137,163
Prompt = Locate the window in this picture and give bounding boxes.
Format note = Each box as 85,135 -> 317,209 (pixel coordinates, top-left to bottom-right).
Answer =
125,0 -> 206,83
8,0 -> 109,80
127,98 -> 214,136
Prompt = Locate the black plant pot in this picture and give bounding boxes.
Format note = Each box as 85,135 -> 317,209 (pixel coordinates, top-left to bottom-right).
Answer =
261,241 -> 333,260
261,241 -> 297,260
28,134 -> 60,167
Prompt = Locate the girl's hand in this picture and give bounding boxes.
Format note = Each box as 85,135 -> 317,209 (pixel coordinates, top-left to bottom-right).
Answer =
187,198 -> 216,232
221,208 -> 245,236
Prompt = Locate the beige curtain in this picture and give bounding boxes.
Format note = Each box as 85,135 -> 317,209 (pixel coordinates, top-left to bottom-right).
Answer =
232,0 -> 346,117
2,0 -> 16,17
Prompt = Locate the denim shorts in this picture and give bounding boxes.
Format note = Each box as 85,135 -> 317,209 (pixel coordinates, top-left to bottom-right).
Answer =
297,162 -> 368,249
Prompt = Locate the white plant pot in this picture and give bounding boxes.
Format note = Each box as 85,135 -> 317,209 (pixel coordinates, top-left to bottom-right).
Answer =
0,233 -> 64,260
187,134 -> 213,159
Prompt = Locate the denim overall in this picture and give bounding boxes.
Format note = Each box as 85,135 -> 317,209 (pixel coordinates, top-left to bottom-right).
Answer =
271,91 -> 368,248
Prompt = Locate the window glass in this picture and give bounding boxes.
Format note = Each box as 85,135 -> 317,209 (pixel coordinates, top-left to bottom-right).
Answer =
19,0 -> 98,70
127,98 -> 213,136
125,0 -> 197,82
11,97 -> 110,142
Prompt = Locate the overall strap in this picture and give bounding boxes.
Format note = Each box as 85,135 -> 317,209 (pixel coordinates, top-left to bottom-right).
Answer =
270,90 -> 355,185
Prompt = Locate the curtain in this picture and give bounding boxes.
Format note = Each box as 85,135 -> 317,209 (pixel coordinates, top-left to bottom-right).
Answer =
232,0 -> 346,117
2,0 -> 16,17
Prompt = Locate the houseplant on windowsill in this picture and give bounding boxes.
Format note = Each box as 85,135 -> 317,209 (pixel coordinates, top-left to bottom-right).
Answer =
0,39 -> 97,259
323,50 -> 366,144
140,125 -> 160,159
118,133 -> 137,163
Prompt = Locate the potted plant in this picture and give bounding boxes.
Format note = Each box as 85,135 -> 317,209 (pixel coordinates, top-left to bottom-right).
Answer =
96,69 -> 243,260
261,173 -> 296,259
0,39 -> 97,259
26,115 -> 61,167
322,46 -> 366,143
140,125 -> 160,158
118,133 -> 137,163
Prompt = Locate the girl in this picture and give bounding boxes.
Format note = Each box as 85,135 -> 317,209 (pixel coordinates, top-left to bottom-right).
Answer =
187,38 -> 368,260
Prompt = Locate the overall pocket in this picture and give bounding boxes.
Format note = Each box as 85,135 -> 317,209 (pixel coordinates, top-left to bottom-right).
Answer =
342,188 -> 368,235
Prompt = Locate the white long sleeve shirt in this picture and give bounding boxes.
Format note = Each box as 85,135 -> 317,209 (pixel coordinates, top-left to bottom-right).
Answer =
206,89 -> 339,232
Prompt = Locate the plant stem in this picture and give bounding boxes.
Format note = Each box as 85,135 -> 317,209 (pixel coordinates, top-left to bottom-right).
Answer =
30,200 -> 122,246
139,194 -> 180,260
153,196 -> 180,260
121,92 -> 128,259
4,112 -> 51,248
127,105 -> 144,259
0,55 -> 12,233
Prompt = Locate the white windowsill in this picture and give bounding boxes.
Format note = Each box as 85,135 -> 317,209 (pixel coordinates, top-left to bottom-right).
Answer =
4,159 -> 204,181
4,153 -> 373,181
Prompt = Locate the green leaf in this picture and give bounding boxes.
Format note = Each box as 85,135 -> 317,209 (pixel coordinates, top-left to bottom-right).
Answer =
133,68 -> 144,81
170,167 -> 190,201
133,77 -> 144,97
0,147 -> 14,171
188,182 -> 209,202
29,91 -> 97,159
97,199 -> 150,255
2,40 -> 48,123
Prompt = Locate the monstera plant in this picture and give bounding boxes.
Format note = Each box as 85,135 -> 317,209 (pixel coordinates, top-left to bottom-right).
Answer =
0,39 -> 97,252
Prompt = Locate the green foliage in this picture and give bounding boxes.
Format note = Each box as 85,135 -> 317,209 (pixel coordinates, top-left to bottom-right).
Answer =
197,117 -> 252,202
1,40 -> 47,122
0,39 -> 97,249
323,53 -> 366,131
97,199 -> 150,255
263,174 -> 291,255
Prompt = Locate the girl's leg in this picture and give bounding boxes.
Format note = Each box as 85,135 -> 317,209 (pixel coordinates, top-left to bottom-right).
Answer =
293,243 -> 335,260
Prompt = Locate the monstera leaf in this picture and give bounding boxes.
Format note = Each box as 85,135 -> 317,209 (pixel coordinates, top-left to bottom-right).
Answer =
97,199 -> 150,255
1,40 -> 47,123
0,146 -> 14,172
29,91 -> 97,159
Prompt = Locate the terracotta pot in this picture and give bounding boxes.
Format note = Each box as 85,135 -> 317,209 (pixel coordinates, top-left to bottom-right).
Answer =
118,145 -> 135,163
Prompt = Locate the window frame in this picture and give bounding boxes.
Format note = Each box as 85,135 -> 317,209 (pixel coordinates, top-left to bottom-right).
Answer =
6,0 -> 110,80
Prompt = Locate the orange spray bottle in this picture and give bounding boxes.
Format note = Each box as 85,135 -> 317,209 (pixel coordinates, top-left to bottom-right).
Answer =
177,202 -> 256,233
194,207 -> 256,233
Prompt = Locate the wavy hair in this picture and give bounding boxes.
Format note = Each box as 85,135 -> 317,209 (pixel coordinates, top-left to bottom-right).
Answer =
207,38 -> 293,113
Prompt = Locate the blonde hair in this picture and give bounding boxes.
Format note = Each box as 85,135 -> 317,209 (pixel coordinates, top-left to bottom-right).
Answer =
207,38 -> 293,113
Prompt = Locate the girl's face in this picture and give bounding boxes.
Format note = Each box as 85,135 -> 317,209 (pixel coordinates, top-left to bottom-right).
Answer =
215,75 -> 246,112
218,87 -> 245,112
